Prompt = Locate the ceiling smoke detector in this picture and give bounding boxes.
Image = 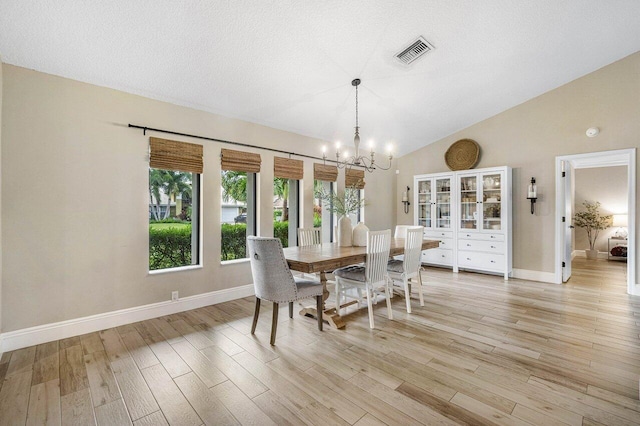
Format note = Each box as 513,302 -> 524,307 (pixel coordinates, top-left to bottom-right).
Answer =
395,36 -> 435,65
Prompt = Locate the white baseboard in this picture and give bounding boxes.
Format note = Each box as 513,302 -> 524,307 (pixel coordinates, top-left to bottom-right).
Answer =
512,269 -> 557,284
0,284 -> 255,355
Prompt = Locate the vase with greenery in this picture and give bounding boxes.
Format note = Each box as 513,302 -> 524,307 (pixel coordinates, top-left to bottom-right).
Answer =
315,184 -> 365,246
573,201 -> 612,259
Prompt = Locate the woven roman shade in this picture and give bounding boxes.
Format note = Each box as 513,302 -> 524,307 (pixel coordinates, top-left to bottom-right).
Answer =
345,168 -> 366,189
274,156 -> 303,180
313,163 -> 338,182
149,137 -> 203,174
220,148 -> 261,173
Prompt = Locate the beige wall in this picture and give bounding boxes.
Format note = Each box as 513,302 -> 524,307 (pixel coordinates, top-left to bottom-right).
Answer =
574,166 -> 627,253
0,55 -> 3,333
396,52 -> 640,281
0,64 -> 394,332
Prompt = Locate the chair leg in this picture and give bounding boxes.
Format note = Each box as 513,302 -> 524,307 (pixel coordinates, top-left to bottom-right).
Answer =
251,297 -> 261,334
335,279 -> 341,315
403,276 -> 412,314
417,272 -> 425,307
384,281 -> 393,320
365,284 -> 375,329
316,295 -> 323,331
270,302 -> 279,345
289,302 -> 293,318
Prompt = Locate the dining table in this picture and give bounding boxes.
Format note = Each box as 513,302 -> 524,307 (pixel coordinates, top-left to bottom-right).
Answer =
282,238 -> 440,329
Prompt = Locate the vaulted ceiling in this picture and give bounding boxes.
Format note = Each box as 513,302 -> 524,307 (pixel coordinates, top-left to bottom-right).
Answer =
1,1 -> 639,155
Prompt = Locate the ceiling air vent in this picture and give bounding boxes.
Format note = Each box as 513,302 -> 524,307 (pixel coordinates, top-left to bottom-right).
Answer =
395,36 -> 434,65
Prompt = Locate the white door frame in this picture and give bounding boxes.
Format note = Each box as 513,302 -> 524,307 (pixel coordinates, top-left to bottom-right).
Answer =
554,148 -> 636,295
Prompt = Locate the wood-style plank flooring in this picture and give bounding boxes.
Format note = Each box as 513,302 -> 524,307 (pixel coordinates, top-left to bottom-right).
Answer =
1,258 -> 639,425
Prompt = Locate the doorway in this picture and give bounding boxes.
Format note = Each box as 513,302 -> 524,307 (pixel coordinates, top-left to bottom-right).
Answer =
555,149 -> 636,295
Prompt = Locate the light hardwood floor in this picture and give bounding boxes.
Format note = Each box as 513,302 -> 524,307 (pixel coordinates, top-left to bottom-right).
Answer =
1,258 -> 639,425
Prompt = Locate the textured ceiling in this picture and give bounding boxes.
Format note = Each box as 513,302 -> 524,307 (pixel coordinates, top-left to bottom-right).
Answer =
1,1 -> 639,156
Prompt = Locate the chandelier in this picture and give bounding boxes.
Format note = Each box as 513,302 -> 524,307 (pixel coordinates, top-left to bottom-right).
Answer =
322,78 -> 393,173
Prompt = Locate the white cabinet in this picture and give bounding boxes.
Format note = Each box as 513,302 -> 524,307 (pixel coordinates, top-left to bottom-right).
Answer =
414,166 -> 512,279
414,173 -> 454,267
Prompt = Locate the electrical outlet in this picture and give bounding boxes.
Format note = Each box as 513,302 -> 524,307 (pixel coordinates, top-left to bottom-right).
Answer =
171,291 -> 179,302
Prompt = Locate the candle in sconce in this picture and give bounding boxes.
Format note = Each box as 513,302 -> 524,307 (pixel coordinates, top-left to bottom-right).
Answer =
527,177 -> 537,198
402,191 -> 408,202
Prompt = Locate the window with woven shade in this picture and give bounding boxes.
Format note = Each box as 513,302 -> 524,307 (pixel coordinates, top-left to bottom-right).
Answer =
313,163 -> 338,243
221,148 -> 261,173
345,168 -> 365,189
148,137 -> 202,271
220,148 -> 259,261
313,163 -> 338,182
273,157 -> 302,247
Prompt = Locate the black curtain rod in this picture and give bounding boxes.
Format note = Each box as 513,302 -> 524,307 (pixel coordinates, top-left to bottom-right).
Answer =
128,123 -> 365,168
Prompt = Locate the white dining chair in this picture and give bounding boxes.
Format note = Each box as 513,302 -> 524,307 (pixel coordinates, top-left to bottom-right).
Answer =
394,225 -> 412,239
334,229 -> 393,329
247,236 -> 323,345
386,226 -> 425,313
297,227 -> 322,247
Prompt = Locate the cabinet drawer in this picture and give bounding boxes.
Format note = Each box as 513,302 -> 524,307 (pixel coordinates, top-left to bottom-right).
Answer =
421,249 -> 453,266
458,251 -> 504,271
437,238 -> 454,249
458,240 -> 504,253
458,232 -> 504,242
424,230 -> 453,239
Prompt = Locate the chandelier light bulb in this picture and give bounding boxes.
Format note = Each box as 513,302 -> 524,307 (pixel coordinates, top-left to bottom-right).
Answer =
322,145 -> 327,153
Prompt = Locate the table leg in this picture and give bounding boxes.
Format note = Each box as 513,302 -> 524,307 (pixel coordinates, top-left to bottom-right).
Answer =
299,271 -> 346,329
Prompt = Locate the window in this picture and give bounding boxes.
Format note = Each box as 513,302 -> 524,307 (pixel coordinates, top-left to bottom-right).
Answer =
314,180 -> 335,242
148,137 -> 202,271
220,148 -> 261,262
273,156 -> 303,247
221,171 -> 257,261
149,169 -> 200,270
313,163 -> 338,243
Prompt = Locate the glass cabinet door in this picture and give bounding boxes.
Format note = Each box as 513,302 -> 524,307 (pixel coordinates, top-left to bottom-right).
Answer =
481,173 -> 502,231
417,180 -> 432,228
435,177 -> 451,229
459,175 -> 477,230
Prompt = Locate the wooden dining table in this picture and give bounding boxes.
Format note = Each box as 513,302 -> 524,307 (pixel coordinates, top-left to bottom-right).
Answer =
282,238 -> 440,329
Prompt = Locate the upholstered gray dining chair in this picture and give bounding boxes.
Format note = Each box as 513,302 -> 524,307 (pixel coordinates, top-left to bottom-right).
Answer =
247,236 -> 323,345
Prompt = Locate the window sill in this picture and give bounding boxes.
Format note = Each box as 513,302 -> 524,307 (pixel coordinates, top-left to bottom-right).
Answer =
221,258 -> 250,266
149,265 -> 202,275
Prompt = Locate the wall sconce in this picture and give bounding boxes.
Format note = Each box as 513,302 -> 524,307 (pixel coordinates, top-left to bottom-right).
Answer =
527,177 -> 537,214
402,186 -> 410,214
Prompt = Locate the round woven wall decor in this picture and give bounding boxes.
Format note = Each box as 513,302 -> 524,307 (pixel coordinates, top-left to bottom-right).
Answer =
445,139 -> 480,171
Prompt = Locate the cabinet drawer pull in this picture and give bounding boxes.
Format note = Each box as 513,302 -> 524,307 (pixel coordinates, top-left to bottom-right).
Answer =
466,243 -> 471,247
491,245 -> 496,249
441,255 -> 445,258
467,257 -> 471,260
490,260 -> 495,263
490,235 -> 496,239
